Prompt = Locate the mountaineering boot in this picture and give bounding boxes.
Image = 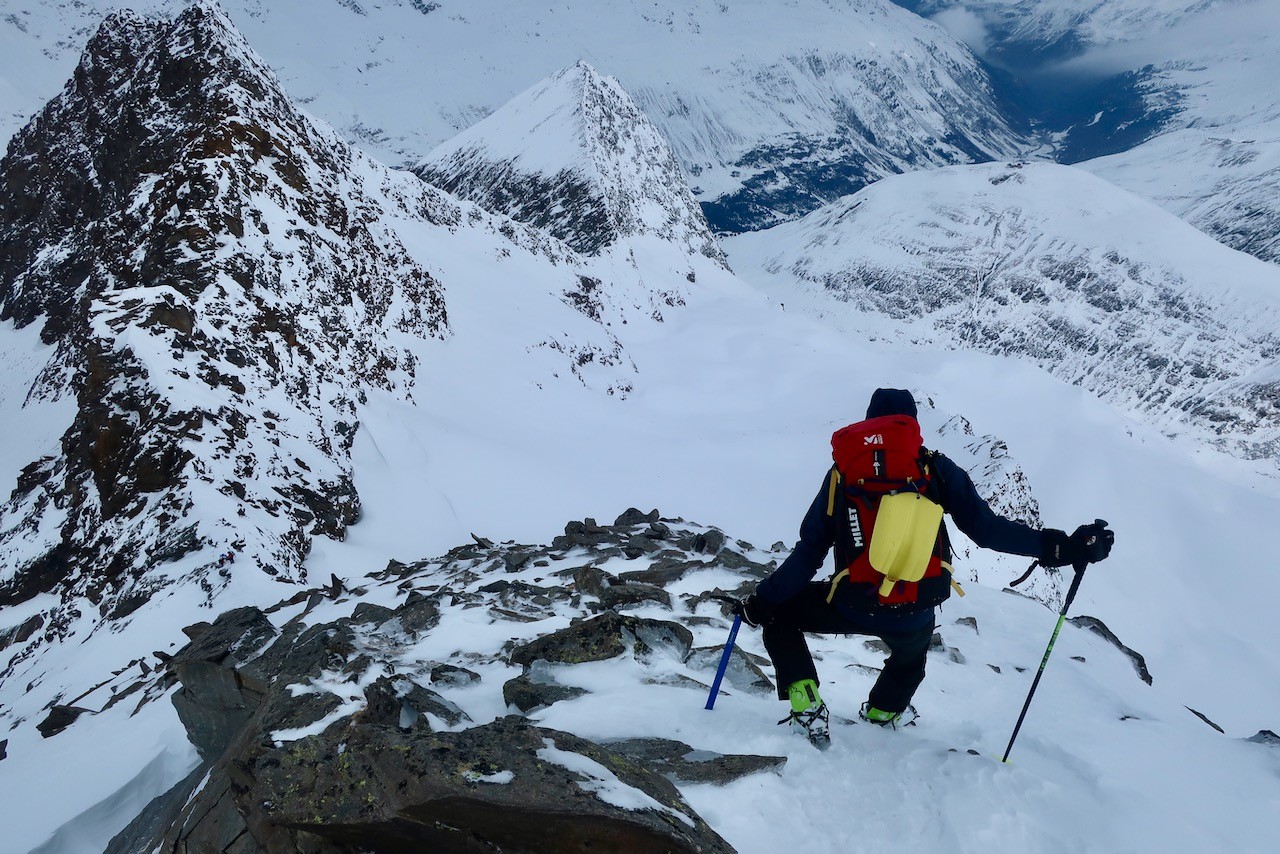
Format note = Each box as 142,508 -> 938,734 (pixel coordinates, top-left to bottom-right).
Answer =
780,679 -> 830,750
858,702 -> 902,727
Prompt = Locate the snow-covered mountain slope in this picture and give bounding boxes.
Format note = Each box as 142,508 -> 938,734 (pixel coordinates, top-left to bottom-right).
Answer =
0,1 -> 442,608
416,60 -> 725,265
24,515 -> 1280,853
1,0 -> 1032,233
903,0 -> 1280,263
725,162 -> 1280,468
1084,129 -> 1280,265
0,0 -> 718,745
1077,14 -> 1280,263
4,3 -> 1280,852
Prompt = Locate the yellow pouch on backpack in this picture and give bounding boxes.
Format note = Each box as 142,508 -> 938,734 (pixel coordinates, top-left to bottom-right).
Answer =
868,491 -> 944,597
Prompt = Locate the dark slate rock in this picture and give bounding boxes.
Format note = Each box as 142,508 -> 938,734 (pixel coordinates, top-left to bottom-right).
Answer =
171,658 -> 269,760
255,682 -> 346,743
426,664 -> 477,688
599,581 -> 673,611
0,612 -> 44,652
1185,706 -> 1226,734
552,518 -> 618,551
687,645 -> 775,695
241,620 -> 359,686
603,737 -> 786,785
351,602 -> 395,625
249,717 -> 734,853
623,534 -> 664,558
0,739 -> 6,760
362,675 -> 468,729
170,606 -> 277,670
690,529 -> 726,554
503,671 -> 589,714
1069,615 -> 1153,685
614,507 -> 661,527
646,522 -> 673,540
571,565 -> 613,597
503,550 -> 535,572
711,549 -> 774,577
180,621 -> 213,641
510,612 -> 693,667
489,606 -> 544,623
387,593 -> 441,636
954,616 -> 979,633
37,704 -> 93,738
104,760 -> 214,854
687,585 -> 755,613
619,557 -> 708,587
1246,730 -> 1280,747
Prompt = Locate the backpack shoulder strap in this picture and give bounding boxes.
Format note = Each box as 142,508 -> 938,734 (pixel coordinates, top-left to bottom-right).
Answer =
826,465 -> 841,517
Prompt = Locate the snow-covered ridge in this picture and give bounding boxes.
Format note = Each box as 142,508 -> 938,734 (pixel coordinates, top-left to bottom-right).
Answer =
0,1 -> 440,617
910,0 -> 1280,264
0,0 -> 700,650
727,162 -> 1280,468
416,60 -> 726,265
0,0 -> 1033,233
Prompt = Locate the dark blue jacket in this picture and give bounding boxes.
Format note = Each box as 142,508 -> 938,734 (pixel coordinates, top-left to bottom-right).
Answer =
757,452 -> 1044,617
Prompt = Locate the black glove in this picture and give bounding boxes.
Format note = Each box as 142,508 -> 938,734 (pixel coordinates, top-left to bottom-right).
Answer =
735,594 -> 777,628
1040,520 -> 1114,568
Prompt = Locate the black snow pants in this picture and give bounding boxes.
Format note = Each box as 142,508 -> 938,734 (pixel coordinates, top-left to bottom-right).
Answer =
761,582 -> 935,714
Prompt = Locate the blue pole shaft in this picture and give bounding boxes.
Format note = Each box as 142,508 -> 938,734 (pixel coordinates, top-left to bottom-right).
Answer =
705,614 -> 742,710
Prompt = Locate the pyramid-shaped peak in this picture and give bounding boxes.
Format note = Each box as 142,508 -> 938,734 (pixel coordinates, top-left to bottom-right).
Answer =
418,61 -> 726,263
0,0 -> 444,612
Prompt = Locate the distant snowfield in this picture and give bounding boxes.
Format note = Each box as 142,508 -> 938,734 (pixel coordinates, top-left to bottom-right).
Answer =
5,224 -> 1280,852
0,0 -> 1023,220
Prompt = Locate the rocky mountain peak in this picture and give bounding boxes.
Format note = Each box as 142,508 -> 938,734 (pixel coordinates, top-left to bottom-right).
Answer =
416,60 -> 727,265
0,0 -> 445,620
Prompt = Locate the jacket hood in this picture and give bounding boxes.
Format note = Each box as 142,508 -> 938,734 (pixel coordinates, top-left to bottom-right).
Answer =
866,388 -> 918,420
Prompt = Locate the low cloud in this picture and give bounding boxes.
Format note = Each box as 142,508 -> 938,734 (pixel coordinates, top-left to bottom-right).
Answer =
931,7 -> 992,57
1051,0 -> 1280,79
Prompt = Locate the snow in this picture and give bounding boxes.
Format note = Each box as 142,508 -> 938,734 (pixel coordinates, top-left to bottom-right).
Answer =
461,769 -> 514,785
2,3 -> 1280,854
536,738 -> 696,828
0,0 -> 1024,215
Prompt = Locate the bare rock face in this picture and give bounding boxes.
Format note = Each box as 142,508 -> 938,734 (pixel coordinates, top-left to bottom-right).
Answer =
107,567 -> 733,854
0,1 -> 445,615
251,718 -> 732,853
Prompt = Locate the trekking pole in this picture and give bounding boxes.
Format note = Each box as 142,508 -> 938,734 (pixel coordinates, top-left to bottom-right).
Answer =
1001,560 -> 1089,763
705,614 -> 741,710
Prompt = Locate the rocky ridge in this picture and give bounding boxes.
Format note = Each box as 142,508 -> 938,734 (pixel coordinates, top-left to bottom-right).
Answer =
100,509 -> 777,852
17,507 -> 1161,851
0,0 -> 692,654
0,1 -> 441,613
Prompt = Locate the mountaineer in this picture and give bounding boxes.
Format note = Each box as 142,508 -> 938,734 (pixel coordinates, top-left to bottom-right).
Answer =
737,388 -> 1113,748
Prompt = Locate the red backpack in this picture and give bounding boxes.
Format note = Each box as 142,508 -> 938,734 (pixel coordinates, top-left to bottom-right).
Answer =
825,414 -> 954,608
